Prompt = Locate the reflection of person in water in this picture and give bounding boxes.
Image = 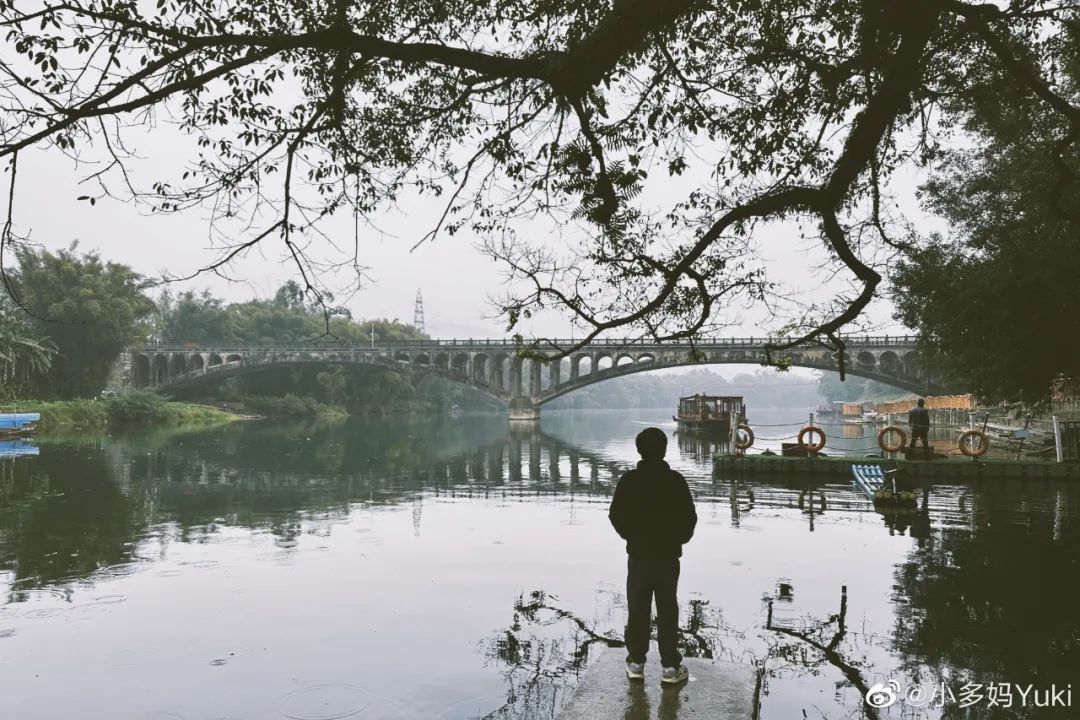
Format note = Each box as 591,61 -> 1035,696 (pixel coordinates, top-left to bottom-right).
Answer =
609,427 -> 698,685
622,679 -> 683,720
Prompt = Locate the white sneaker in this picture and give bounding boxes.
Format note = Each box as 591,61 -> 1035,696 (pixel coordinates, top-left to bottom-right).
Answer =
625,660 -> 645,680
661,664 -> 689,684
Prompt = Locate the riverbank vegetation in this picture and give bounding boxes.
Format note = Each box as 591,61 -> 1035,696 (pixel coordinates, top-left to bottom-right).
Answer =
3,244 -> 155,399
0,246 -> 486,415
891,37 -> 1080,403
15,392 -> 237,432
156,285 -> 500,416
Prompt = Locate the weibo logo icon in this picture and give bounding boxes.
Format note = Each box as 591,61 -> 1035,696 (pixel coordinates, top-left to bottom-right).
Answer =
865,681 -> 901,708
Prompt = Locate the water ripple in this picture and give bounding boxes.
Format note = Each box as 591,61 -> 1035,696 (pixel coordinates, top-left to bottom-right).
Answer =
278,684 -> 373,720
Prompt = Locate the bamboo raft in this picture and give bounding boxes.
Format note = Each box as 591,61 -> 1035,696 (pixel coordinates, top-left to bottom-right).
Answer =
715,453 -> 1080,480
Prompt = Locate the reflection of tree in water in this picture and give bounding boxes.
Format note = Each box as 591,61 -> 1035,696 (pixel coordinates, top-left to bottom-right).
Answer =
479,586 -> 883,720
1,447 -> 140,594
890,483 -> 1080,713
0,419 -> 627,592
761,585 -> 883,720
479,590 -> 737,719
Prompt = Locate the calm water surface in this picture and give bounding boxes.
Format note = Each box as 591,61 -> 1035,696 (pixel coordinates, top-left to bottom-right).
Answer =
2,410 -> 1079,719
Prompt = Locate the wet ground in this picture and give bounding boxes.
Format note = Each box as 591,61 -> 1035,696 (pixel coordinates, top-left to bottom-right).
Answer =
2,410 -> 1079,719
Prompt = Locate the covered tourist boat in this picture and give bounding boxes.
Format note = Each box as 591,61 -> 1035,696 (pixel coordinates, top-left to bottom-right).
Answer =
674,394 -> 747,434
0,412 -> 40,438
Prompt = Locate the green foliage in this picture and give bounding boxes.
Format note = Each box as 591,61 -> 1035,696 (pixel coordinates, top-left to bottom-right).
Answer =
155,285 -> 419,345
105,390 -> 174,424
231,393 -> 340,419
0,293 -> 55,400
9,244 -> 155,398
156,284 -> 493,413
893,31 -> 1080,402
17,393 -> 235,431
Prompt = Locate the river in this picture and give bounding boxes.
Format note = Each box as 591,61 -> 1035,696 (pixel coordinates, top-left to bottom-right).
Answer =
2,410 -> 1078,719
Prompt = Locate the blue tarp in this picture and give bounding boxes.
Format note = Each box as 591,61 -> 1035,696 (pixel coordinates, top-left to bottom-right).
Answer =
0,439 -> 39,457
0,413 -> 40,429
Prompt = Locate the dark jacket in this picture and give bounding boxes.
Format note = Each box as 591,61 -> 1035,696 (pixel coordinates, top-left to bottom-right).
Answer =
908,406 -> 930,430
609,460 -> 697,558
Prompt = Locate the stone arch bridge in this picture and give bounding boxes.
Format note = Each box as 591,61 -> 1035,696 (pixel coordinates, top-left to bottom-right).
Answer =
129,336 -> 937,420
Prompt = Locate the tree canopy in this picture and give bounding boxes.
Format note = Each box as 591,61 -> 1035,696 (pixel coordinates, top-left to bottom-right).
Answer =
892,27 -> 1080,402
9,243 -> 154,397
0,291 -> 55,399
155,283 -> 424,344
1,0 -> 1078,369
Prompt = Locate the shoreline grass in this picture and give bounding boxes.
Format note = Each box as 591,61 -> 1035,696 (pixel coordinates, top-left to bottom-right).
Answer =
6,391 -> 241,433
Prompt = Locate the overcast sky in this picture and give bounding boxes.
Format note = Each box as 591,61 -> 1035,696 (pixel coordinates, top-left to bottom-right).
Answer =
13,133 -> 946,340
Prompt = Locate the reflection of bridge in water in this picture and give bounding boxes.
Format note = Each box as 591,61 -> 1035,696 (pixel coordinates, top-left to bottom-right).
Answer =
110,425 -> 931,535
127,336 -> 941,420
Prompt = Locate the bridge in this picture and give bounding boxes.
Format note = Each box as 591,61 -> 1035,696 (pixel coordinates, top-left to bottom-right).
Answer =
127,336 -> 939,420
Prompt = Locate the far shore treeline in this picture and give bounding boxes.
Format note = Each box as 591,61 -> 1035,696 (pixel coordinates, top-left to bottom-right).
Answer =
0,243 -> 483,416
0,243 -> 890,418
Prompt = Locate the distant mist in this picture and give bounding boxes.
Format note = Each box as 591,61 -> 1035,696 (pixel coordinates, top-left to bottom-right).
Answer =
545,368 -> 824,410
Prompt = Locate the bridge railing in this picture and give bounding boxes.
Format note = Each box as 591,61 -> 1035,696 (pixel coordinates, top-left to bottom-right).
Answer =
137,335 -> 916,352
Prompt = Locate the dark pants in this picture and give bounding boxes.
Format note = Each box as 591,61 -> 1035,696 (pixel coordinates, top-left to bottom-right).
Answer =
909,427 -> 929,449
624,554 -> 682,668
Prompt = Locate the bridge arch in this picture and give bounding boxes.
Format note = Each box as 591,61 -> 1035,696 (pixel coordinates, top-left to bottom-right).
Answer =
168,353 -> 187,378
133,354 -> 150,387
152,354 -> 168,385
536,356 -> 941,406
903,351 -> 921,376
574,354 -> 592,377
451,353 -> 467,377
472,353 -> 488,385
879,351 -> 899,374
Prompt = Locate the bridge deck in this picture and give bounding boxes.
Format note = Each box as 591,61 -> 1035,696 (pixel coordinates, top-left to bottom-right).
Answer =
556,649 -> 755,719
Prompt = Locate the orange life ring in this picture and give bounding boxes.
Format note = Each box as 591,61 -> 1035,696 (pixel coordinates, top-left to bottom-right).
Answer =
734,424 -> 754,450
877,426 -> 907,453
958,429 -> 989,458
798,426 -> 827,453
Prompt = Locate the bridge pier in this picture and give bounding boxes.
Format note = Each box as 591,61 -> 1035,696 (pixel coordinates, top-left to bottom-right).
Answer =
508,397 -> 541,423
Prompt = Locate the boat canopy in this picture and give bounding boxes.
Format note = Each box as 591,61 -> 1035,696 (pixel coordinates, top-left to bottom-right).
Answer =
677,395 -> 745,417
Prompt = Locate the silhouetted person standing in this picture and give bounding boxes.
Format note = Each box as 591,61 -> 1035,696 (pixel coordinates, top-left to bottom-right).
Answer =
908,398 -> 930,450
609,427 -> 697,684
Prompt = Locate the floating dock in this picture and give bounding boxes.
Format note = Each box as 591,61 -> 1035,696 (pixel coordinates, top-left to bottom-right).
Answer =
556,649 -> 755,719
714,453 -> 1080,479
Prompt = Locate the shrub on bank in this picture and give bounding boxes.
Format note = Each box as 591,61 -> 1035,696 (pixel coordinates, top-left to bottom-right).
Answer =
107,390 -> 172,424
18,392 -> 235,431
233,393 -> 342,418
